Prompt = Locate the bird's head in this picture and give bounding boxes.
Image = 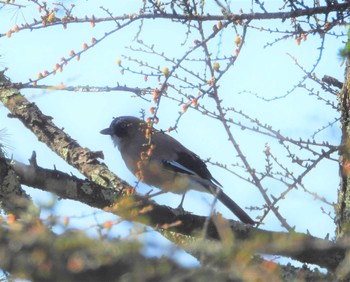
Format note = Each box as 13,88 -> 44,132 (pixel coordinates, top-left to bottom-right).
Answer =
100,116 -> 146,147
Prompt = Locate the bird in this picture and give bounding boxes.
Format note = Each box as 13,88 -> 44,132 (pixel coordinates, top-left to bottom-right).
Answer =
100,116 -> 255,225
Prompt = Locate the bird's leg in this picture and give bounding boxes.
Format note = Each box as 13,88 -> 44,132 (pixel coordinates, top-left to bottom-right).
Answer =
145,190 -> 166,198
178,193 -> 186,209
174,192 -> 187,214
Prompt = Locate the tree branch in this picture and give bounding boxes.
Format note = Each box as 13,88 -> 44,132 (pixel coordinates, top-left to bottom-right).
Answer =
0,157 -> 32,217
0,85 -> 126,191
338,60 -> 350,240
0,218 -> 194,282
5,2 -> 349,33
1,215 -> 337,282
11,157 -> 347,271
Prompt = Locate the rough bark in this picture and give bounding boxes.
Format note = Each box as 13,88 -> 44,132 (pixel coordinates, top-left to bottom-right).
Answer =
338,60 -> 350,240
0,85 -> 127,191
0,157 -> 32,217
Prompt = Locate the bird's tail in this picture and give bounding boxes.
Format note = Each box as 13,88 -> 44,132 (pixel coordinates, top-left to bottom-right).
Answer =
211,187 -> 256,225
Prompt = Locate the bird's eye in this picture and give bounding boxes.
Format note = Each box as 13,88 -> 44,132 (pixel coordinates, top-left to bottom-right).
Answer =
114,121 -> 129,137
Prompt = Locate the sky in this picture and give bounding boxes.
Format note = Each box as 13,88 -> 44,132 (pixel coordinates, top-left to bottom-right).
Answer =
0,0 -> 345,268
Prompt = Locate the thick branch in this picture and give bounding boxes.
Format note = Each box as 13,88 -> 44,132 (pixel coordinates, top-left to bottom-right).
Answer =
0,157 -> 32,217
13,155 -> 119,209
338,59 -> 350,239
0,86 -> 127,191
12,158 -> 347,271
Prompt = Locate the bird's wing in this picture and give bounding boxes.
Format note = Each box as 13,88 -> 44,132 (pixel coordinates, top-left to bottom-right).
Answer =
152,130 -> 221,187
162,150 -> 222,187
162,159 -> 197,175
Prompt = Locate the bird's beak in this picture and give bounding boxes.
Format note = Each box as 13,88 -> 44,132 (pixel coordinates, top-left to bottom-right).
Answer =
100,128 -> 113,135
